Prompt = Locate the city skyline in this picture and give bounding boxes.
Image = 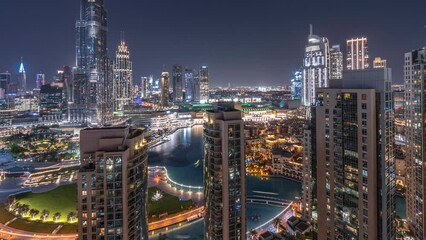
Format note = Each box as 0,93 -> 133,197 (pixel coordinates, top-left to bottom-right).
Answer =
1,1 -> 426,88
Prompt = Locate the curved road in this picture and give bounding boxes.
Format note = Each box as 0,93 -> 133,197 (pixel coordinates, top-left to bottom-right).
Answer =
0,223 -> 77,240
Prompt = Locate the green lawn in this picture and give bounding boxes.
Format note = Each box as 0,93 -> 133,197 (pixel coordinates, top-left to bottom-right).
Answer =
15,184 -> 77,223
56,224 -> 77,234
8,218 -> 58,233
148,187 -> 196,218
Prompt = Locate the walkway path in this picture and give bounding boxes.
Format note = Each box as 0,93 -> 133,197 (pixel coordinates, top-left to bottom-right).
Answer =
0,222 -> 77,240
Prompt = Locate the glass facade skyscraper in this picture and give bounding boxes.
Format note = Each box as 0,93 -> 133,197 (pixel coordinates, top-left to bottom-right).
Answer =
199,66 -> 209,103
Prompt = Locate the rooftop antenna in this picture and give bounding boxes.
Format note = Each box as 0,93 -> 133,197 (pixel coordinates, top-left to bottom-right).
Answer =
310,24 -> 313,35
120,31 -> 125,44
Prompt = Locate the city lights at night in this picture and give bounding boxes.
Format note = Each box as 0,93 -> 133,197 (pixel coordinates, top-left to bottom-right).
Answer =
0,0 -> 426,239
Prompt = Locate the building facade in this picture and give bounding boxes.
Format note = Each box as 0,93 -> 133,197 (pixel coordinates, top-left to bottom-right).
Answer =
161,72 -> 169,107
0,72 -> 11,96
346,37 -> 369,70
73,0 -> 112,125
77,127 -> 148,240
330,45 -> 343,79
373,57 -> 387,69
113,38 -> 133,112
304,68 -> 395,239
39,81 -> 67,121
291,70 -> 303,100
204,103 -> 246,239
172,65 -> 183,103
404,48 -> 426,239
199,66 -> 209,103
302,27 -> 330,106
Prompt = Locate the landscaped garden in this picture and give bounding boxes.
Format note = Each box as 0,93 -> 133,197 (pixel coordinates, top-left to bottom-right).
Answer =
148,187 -> 197,221
13,184 -> 77,223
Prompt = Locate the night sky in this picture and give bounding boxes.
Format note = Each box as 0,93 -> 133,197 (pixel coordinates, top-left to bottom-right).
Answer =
1,0 -> 426,88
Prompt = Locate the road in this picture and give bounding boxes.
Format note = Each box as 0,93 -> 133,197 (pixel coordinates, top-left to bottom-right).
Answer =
148,207 -> 204,231
0,223 -> 77,240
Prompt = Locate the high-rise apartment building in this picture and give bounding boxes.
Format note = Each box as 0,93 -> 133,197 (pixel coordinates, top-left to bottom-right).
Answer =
330,45 -> 343,79
113,38 -> 133,111
184,68 -> 200,102
17,57 -> 26,96
172,65 -> 183,103
0,72 -> 11,95
161,72 -> 169,107
373,57 -> 387,68
404,48 -> 426,239
347,37 -> 369,70
302,26 -> 330,106
303,68 -> 395,239
204,103 -> 246,240
77,127 -> 148,240
39,81 -> 67,121
73,0 -> 112,124
141,76 -> 151,99
199,66 -> 209,103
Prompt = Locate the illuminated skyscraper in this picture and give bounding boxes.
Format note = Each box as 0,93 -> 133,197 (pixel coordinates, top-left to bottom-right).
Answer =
347,37 -> 369,70
77,127 -> 148,240
405,48 -> 426,239
330,45 -> 343,79
161,72 -> 169,107
184,68 -> 200,102
204,103 -> 246,239
172,65 -> 183,103
373,57 -> 387,68
17,57 -> 26,96
291,70 -> 302,100
113,36 -> 133,111
303,68 -> 395,239
199,66 -> 209,103
141,76 -> 151,98
73,0 -> 112,124
302,25 -> 330,106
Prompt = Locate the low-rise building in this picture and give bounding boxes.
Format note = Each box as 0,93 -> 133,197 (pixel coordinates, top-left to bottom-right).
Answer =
271,148 -> 303,181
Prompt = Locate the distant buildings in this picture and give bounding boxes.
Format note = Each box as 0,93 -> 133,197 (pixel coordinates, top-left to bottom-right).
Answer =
39,81 -> 67,121
302,26 -> 330,106
35,73 -> 45,90
271,148 -> 303,181
161,72 -> 170,107
303,68 -> 395,239
330,45 -> 343,79
17,57 -> 27,96
373,57 -> 387,68
404,48 -> 426,239
113,37 -> 133,111
204,103 -> 246,239
291,70 -> 302,100
77,127 -> 148,240
0,72 -> 11,96
141,76 -> 150,99
184,68 -> 200,102
199,66 -> 209,103
172,65 -> 184,103
346,37 -> 369,70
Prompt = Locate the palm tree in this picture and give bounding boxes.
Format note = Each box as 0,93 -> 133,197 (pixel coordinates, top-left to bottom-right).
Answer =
41,210 -> 49,222
249,229 -> 258,240
20,204 -> 30,217
6,196 -> 16,211
29,209 -> 39,220
53,212 -> 61,223
273,217 -> 282,233
67,212 -> 76,223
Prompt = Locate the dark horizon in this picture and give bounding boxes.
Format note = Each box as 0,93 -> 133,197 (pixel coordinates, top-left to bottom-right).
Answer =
1,0 -> 425,88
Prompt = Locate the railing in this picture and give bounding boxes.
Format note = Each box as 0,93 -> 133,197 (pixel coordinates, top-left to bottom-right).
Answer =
148,166 -> 203,192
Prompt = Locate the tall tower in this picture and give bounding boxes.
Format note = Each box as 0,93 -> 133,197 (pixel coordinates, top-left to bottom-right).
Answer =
77,127 -> 148,240
161,72 -> 169,107
204,103 -> 246,240
74,0 -> 111,124
141,76 -> 150,98
302,25 -> 330,106
405,48 -> 426,239
305,68 -> 395,239
330,45 -> 343,79
113,35 -> 133,112
17,57 -> 27,96
172,65 -> 183,103
199,66 -> 209,103
346,37 -> 369,70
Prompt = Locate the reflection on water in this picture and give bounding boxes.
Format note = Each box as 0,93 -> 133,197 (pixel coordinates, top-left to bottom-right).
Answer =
148,126 -> 302,239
